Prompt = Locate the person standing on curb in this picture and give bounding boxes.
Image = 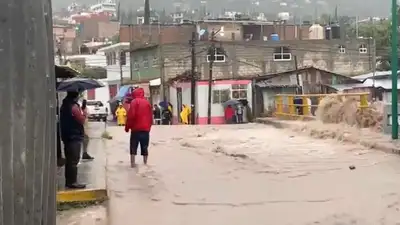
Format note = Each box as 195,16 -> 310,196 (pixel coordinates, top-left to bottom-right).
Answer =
125,88 -> 153,167
60,92 -> 86,189
81,99 -> 94,160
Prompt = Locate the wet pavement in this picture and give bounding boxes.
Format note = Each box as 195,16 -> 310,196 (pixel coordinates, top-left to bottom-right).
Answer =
103,124 -> 400,225
57,122 -> 107,190
56,204 -> 107,225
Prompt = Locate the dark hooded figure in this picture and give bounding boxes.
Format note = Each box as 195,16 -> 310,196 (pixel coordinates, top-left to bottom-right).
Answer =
59,91 -> 86,189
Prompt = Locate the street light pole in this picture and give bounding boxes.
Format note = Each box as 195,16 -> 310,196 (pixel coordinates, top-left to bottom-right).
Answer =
391,0 -> 398,139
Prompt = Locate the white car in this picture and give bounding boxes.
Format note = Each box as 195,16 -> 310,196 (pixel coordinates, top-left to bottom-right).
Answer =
86,100 -> 108,122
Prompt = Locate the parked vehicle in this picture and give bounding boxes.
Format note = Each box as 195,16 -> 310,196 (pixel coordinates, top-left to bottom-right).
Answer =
86,100 -> 108,121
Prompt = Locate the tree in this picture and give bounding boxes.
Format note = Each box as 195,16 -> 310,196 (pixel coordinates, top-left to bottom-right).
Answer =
110,34 -> 119,44
346,20 -> 391,49
80,66 -> 107,79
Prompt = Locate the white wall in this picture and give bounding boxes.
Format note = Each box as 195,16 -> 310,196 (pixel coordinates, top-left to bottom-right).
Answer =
169,81 -> 253,120
106,52 -> 131,83
82,79 -> 111,113
197,83 -> 253,118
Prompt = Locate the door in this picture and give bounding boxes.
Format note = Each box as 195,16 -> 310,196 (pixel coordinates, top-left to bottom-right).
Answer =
176,87 -> 183,123
109,84 -> 118,99
87,89 -> 95,100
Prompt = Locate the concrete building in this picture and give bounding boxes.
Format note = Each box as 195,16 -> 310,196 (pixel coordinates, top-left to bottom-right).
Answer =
119,21 -> 310,44
53,24 -> 76,54
253,67 -> 362,117
80,20 -> 119,41
127,39 -> 375,84
96,42 -> 132,103
169,79 -> 253,124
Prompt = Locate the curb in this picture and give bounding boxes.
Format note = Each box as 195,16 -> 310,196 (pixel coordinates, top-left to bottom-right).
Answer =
255,117 -> 400,155
254,118 -> 291,129
57,188 -> 108,203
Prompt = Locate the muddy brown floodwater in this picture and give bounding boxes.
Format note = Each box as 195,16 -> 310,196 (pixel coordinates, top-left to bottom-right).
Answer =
60,123 -> 400,225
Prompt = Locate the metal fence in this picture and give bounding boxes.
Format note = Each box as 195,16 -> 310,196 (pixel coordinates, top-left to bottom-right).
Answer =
274,93 -> 370,119
0,0 -> 57,224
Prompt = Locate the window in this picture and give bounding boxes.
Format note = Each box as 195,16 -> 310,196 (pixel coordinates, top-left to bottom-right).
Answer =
106,52 -> 117,65
106,53 -> 112,65
212,89 -> 230,103
231,84 -> 247,99
152,55 -> 158,67
143,55 -> 149,68
133,60 -> 139,70
359,44 -> 367,53
338,45 -> 346,54
273,47 -> 291,61
206,47 -> 226,62
119,51 -> 126,65
178,60 -> 185,68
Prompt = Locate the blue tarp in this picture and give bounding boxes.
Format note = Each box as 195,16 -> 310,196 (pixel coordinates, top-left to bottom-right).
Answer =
109,85 -> 133,102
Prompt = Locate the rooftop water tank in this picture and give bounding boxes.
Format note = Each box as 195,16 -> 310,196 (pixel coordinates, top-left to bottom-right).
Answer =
331,24 -> 340,39
325,24 -> 340,40
277,12 -> 290,21
270,33 -> 279,41
308,24 -> 324,39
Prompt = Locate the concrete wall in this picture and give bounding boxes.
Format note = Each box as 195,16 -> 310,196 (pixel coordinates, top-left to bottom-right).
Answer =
105,52 -> 131,82
81,20 -> 119,40
161,39 -> 374,80
82,79 -> 112,113
1,0 -> 57,223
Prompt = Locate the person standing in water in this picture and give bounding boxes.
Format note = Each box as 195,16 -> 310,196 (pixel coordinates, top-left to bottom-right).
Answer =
125,88 -> 153,167
81,99 -> 94,160
115,103 -> 127,126
236,104 -> 244,124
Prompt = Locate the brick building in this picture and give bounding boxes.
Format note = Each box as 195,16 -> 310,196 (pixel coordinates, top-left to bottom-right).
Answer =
53,25 -> 76,54
119,20 -> 311,44
127,39 -> 375,83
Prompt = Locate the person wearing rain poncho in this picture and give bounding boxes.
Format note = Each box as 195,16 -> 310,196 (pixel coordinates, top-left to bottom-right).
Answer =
180,104 -> 191,124
115,103 -> 127,126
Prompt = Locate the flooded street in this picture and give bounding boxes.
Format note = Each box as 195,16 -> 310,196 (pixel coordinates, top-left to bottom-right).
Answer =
104,123 -> 400,225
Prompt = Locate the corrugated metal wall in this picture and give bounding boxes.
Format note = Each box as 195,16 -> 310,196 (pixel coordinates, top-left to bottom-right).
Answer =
0,0 -> 57,224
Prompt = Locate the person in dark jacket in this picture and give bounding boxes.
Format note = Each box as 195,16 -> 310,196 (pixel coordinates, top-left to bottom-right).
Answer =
125,88 -> 153,167
60,91 -> 86,189
153,104 -> 161,125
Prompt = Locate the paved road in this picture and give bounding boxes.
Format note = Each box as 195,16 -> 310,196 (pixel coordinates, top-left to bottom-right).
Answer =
103,123 -> 400,225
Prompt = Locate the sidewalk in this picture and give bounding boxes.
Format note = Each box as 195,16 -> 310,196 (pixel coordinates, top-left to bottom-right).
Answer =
56,122 -> 108,203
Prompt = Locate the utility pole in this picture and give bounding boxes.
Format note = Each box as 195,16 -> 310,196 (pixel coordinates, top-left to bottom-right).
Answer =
391,0 -> 398,139
158,33 -> 166,101
207,31 -> 215,124
294,55 -> 302,94
189,31 -> 196,125
371,38 -> 377,98
119,51 -> 124,87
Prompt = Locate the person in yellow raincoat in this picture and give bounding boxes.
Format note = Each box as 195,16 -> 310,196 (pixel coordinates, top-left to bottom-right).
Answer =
115,104 -> 127,126
180,104 -> 191,124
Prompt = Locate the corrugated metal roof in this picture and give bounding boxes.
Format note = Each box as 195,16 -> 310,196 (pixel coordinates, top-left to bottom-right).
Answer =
330,78 -> 400,90
256,83 -> 299,88
363,78 -> 400,90
329,83 -> 371,91
352,71 -> 400,81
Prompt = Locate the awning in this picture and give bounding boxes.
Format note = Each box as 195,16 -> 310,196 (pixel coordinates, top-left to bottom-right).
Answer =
149,78 -> 161,86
